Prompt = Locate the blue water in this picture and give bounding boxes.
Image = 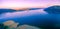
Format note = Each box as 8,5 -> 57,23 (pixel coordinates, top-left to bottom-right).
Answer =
0,13 -> 59,27
0,9 -> 60,29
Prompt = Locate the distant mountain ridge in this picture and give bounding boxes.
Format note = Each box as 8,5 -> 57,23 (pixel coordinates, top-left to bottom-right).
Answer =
0,9 -> 16,14
0,8 -> 43,14
29,8 -> 43,10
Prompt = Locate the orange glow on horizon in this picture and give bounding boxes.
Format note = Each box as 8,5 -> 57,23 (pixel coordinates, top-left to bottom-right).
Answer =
0,3 -> 60,10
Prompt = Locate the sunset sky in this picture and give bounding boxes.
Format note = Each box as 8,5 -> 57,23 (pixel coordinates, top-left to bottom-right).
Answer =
0,0 -> 60,9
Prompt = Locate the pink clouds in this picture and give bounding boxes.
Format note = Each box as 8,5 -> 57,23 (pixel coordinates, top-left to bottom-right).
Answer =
0,0 -> 60,8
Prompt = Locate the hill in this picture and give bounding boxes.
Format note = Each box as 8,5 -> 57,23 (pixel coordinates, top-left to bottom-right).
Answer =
0,9 -> 16,14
